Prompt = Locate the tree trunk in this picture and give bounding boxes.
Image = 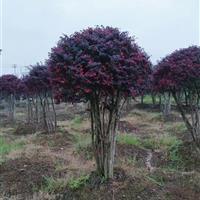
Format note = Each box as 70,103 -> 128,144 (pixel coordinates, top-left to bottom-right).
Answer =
173,92 -> 200,147
151,94 -> 156,105
162,92 -> 171,120
50,93 -> 57,130
7,94 -> 15,122
90,91 -> 122,179
141,95 -> 144,105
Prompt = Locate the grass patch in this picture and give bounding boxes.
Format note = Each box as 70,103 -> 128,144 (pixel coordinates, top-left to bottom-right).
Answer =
74,133 -> 91,150
0,136 -> 25,156
117,133 -> 181,151
41,175 -> 90,192
68,175 -> 89,190
142,135 -> 181,150
148,113 -> 163,122
116,133 -> 185,170
71,116 -> 84,126
142,95 -> 159,104
117,134 -> 141,146
41,177 -> 68,193
73,133 -> 92,159
167,140 -> 184,170
165,123 -> 187,135
146,174 -> 165,187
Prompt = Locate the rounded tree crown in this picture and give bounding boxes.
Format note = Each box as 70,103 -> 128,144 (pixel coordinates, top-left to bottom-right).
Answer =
153,46 -> 200,93
0,74 -> 21,95
22,64 -> 51,96
48,26 -> 152,102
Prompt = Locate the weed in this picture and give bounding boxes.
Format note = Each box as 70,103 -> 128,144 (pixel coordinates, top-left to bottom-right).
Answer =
68,175 -> 89,190
167,140 -> 184,170
146,174 -> 165,187
41,177 -> 68,193
74,134 -> 91,151
126,156 -> 137,165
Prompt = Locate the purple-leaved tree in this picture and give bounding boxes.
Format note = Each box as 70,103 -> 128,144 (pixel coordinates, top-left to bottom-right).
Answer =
22,63 -> 57,133
153,46 -> 200,147
48,26 -> 152,178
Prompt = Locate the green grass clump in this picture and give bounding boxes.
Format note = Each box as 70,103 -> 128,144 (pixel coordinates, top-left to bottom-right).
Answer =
117,133 -> 181,152
74,134 -> 91,151
142,135 -> 181,150
73,133 -> 93,159
0,136 -> 25,156
142,95 -> 159,104
72,116 -> 84,125
167,140 -> 184,170
68,175 -> 89,190
146,174 -> 165,187
165,123 -> 186,135
41,177 -> 68,193
117,134 -> 141,146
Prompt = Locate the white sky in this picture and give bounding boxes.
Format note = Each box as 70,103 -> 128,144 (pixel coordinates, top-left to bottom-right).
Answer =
0,0 -> 199,75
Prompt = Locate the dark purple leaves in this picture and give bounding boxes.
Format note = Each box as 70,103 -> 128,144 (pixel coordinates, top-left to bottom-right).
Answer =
153,46 -> 200,93
47,26 -> 152,102
0,74 -> 21,96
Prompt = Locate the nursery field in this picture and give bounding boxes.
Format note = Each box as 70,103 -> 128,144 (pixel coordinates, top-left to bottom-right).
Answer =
0,101 -> 200,200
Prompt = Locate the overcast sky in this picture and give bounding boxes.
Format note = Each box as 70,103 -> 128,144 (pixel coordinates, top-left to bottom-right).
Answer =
0,0 -> 199,75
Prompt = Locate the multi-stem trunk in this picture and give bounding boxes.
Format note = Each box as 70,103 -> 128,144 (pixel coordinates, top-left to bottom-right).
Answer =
173,91 -> 200,148
39,93 -> 56,134
90,91 -> 123,179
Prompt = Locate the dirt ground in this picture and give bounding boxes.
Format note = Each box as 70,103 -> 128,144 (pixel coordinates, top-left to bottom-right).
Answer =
0,102 -> 200,200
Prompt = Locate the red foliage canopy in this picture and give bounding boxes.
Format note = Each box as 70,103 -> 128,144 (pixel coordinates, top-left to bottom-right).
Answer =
22,64 -> 51,96
0,74 -> 21,96
48,26 -> 152,102
153,46 -> 200,93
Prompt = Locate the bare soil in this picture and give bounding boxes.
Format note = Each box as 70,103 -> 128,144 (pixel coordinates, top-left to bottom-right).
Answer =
0,155 -> 57,196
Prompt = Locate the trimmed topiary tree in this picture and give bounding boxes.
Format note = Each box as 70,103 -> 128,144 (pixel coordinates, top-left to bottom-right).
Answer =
153,46 -> 200,147
48,26 -> 152,178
